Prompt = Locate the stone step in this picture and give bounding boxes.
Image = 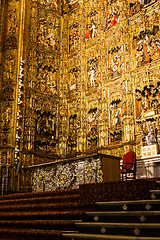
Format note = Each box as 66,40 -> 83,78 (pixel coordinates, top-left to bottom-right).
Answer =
62,233 -> 160,240
150,190 -> 160,199
76,222 -> 160,228
86,211 -> 160,216
75,222 -> 160,237
150,190 -> 160,194
85,211 -> 160,223
96,200 -> 160,211
157,182 -> 160,190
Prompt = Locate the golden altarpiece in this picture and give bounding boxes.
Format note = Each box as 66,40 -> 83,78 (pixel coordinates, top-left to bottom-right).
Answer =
0,0 -> 160,193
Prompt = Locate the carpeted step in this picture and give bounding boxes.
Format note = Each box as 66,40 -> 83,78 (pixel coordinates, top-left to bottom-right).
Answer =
85,211 -> 160,223
96,200 -> 160,212
0,194 -> 80,206
0,179 -> 158,239
75,222 -> 160,237
0,202 -> 95,213
0,210 -> 86,220
0,188 -> 80,201
0,228 -> 62,240
0,220 -> 81,231
62,233 -> 160,240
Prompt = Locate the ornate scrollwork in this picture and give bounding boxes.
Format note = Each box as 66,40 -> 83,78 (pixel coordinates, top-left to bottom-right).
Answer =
32,156 -> 104,191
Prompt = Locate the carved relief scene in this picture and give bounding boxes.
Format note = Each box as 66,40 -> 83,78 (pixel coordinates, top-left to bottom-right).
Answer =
68,0 -> 79,11
87,101 -> 101,149
106,0 -> 126,30
108,79 -> 127,144
1,104 -> 13,146
129,0 -> 157,16
62,0 -> 79,13
4,2 -> 20,52
38,0 -> 60,13
7,4 -> 20,37
86,47 -> 101,89
85,0 -> 103,43
131,8 -> 160,69
35,98 -> 57,154
68,11 -> 80,54
35,52 -> 58,95
107,27 -> 125,79
37,10 -> 60,52
135,70 -> 160,120
1,103 -> 12,131
3,54 -> 16,83
68,56 -> 80,94
134,68 -> 160,150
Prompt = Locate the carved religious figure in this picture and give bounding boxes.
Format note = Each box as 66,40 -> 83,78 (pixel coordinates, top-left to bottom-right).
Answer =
87,107 -> 99,149
86,7 -> 99,41
107,6 -> 120,29
135,82 -> 160,119
86,21 -> 97,40
87,55 -> 99,89
35,107 -> 57,153
110,100 -> 122,127
132,12 -> 160,68
108,45 -> 123,79
88,67 -> 95,86
146,123 -> 157,145
68,61 -> 80,93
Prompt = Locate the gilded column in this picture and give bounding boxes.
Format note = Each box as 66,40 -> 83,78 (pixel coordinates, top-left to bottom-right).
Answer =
0,0 -> 26,193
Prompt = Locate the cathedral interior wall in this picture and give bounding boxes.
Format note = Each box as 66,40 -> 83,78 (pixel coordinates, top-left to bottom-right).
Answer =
0,0 -> 160,191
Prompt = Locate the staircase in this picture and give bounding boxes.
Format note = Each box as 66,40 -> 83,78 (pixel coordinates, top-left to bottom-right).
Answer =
0,188 -> 95,240
63,181 -> 160,240
0,179 -> 158,239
